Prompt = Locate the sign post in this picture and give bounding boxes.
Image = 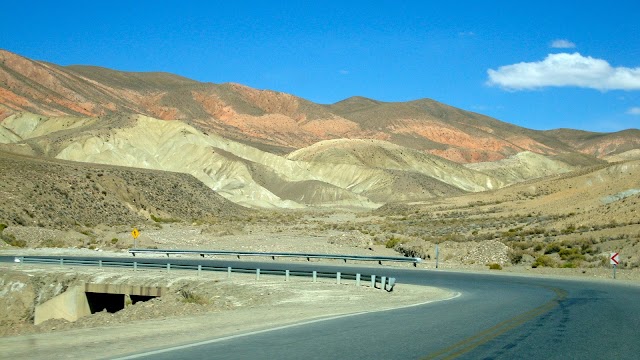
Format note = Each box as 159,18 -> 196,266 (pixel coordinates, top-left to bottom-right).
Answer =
610,252 -> 619,279
131,228 -> 140,248
435,244 -> 439,269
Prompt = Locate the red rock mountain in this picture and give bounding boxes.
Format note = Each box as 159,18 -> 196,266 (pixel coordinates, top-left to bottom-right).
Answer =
1,49 -> 637,163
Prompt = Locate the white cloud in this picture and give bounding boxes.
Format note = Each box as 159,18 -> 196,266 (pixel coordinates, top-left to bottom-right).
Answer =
551,39 -> 576,48
627,107 -> 640,115
487,53 -> 640,91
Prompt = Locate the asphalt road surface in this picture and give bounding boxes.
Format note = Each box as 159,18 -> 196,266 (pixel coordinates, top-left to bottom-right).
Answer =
4,256 -> 639,359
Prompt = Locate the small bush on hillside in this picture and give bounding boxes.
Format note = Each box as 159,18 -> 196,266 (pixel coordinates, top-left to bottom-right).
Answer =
180,289 -> 208,305
544,243 -> 562,254
488,263 -> 502,270
532,255 -> 556,268
151,214 -> 180,223
508,249 -> 524,264
385,237 -> 402,249
1,232 -> 27,247
0,223 -> 7,232
558,248 -> 585,262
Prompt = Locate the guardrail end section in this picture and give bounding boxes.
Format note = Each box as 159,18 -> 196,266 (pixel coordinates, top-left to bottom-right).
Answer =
14,257 -> 22,263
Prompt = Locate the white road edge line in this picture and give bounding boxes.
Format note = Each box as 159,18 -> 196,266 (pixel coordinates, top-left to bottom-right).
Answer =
113,291 -> 462,359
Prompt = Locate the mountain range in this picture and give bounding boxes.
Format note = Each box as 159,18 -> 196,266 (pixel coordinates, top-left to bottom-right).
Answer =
1,49 -> 639,212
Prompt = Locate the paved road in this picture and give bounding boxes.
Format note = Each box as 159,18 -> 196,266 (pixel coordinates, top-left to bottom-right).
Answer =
4,256 -> 639,359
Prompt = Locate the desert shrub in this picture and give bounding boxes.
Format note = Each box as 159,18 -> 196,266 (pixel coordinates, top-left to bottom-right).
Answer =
111,238 -> 119,244
385,237 -> 402,249
544,243 -> 562,254
562,262 -> 577,268
151,214 -> 180,223
562,224 -> 576,234
1,232 -> 27,247
532,255 -> 556,268
0,223 -> 7,232
488,263 -> 502,270
508,249 -> 524,264
558,248 -> 585,262
180,289 -> 208,305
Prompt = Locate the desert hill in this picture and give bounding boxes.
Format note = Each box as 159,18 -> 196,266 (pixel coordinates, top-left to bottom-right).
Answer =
1,50 -> 636,163
1,109 -> 630,209
0,150 -> 246,230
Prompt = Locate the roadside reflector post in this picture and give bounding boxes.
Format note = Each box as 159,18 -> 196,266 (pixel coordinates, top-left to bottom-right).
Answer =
256,268 -> 260,281
356,273 -> 361,286
371,275 -> 376,288
167,263 -> 170,273
337,272 -> 341,284
436,244 -> 439,269
99,260 -> 103,268
227,267 -> 232,278
285,270 -> 290,281
198,264 -> 202,277
60,258 -> 64,266
133,262 -> 137,271
313,271 -> 317,282
381,276 -> 387,289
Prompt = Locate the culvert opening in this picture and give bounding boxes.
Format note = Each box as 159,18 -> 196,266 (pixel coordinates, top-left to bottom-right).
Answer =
130,295 -> 155,304
83,284 -> 166,315
85,292 -> 158,313
86,292 -> 125,313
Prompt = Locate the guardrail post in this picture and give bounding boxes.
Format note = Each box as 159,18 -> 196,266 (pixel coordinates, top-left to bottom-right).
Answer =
167,263 -> 171,273
285,270 -> 290,281
99,260 -> 103,268
133,262 -> 137,271
256,268 -> 260,281
336,272 -> 341,284
386,278 -> 396,292
371,275 -> 376,288
198,264 -> 202,277
356,273 -> 361,286
227,267 -> 232,278
313,271 -> 317,282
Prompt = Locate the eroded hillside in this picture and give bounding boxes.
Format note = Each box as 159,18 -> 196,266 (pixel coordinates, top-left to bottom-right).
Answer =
1,112 -> 589,209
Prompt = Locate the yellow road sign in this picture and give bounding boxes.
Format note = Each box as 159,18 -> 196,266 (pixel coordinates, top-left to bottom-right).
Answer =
131,228 -> 140,239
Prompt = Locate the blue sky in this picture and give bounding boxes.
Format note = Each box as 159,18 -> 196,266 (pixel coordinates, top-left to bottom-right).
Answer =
1,1 -> 639,132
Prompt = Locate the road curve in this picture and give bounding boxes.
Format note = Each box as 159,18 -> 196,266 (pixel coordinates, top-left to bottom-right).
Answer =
4,256 -> 639,359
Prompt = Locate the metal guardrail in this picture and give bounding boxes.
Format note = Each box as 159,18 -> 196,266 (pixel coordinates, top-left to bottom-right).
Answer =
14,256 -> 396,291
128,248 -> 422,266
